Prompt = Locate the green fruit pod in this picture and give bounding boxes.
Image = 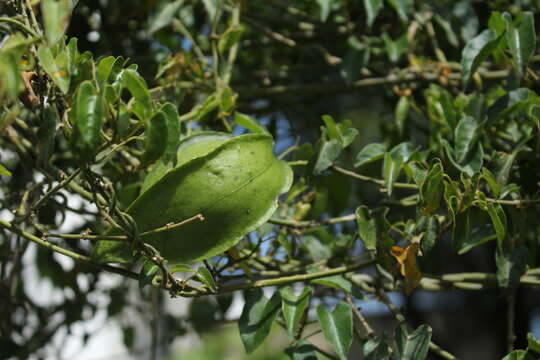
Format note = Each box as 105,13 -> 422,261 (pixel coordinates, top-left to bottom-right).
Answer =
93,132 -> 293,263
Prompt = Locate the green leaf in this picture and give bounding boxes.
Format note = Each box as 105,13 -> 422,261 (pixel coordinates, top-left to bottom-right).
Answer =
148,0 -> 184,34
461,29 -> 503,88
355,143 -> 386,167
312,275 -> 362,298
419,161 -> 444,215
382,33 -> 408,63
395,321 -> 432,360
234,112 -> 268,134
364,337 -> 391,360
141,111 -> 168,165
121,69 -> 152,117
93,134 -> 293,263
382,152 -> 403,196
502,350 -> 532,360
482,168 -> 500,198
160,103 -> 181,165
486,202 -> 506,249
486,88 -> 532,127
336,119 -> 358,147
97,56 -> 116,86
316,0 -> 334,22
37,103 -> 58,166
356,206 -> 377,251
341,36 -> 370,83
0,164 -> 11,177
496,244 -> 528,291
303,235 -> 332,261
0,51 -> 22,100
316,302 -> 352,360
421,216 -> 439,254
138,261 -> 159,290
395,96 -> 410,135
280,286 -> 312,339
527,333 -> 540,354
37,45 -> 70,93
285,340 -> 318,360
41,0 -> 72,44
219,25 -> 244,53
441,138 -> 483,176
196,266 -> 217,292
425,84 -> 457,131
363,0 -> 383,27
322,114 -> 339,140
454,208 -> 497,255
313,139 -> 342,175
194,94 -> 219,121
386,0 -> 413,21
239,289 -> 282,354
70,81 -> 104,162
454,116 -> 478,164
504,12 -> 536,77
169,263 -> 192,273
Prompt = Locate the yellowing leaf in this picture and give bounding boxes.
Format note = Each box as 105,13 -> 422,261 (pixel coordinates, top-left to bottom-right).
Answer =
390,243 -> 421,294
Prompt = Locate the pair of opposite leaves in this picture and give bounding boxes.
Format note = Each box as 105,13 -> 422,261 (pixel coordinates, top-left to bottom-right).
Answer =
92,132 -> 293,264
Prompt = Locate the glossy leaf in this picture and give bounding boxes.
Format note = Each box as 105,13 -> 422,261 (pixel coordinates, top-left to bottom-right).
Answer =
70,81 -> 104,162
196,266 -> 217,292
496,244 -> 528,291
364,337 -> 391,360
141,111 -> 168,165
395,96 -> 410,135
285,340 -> 318,360
160,103 -> 181,165
97,56 -> 116,86
239,289 -> 281,353
355,143 -> 386,167
37,103 -> 58,166
219,25 -> 244,53
316,302 -> 352,360
503,12 -> 536,76
486,88 -> 532,127
461,29 -> 502,88
502,350 -> 532,360
148,0 -> 184,34
234,112 -> 268,134
363,0 -> 383,27
527,333 -> 540,354
382,33 -> 408,63
454,116 -> 477,164
421,216 -> 439,254
93,134 -> 293,263
37,45 -> 70,93
419,161 -> 444,215
395,320 -> 432,360
486,202 -> 506,249
0,164 -> 12,177
382,152 -> 403,196
313,139 -> 342,175
386,0 -> 413,21
41,0 -> 72,44
316,0 -> 334,22
312,275 -> 362,298
280,286 -> 311,339
138,261 -> 159,290
121,69 -> 152,117
356,206 -> 377,251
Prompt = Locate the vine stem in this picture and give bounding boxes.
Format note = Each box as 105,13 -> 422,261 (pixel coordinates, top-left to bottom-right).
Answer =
0,17 -> 40,38
216,259 -> 377,293
0,218 -> 138,279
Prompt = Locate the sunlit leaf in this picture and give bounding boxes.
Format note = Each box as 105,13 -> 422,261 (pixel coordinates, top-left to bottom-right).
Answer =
316,302 -> 352,360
